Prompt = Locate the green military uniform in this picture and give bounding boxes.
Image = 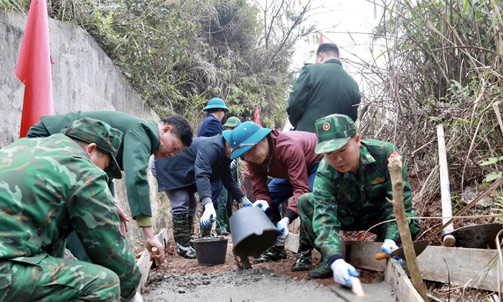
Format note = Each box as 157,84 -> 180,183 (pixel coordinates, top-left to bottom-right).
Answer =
27,111 -> 161,262
216,158 -> 242,234
298,140 -> 420,258
286,59 -> 361,133
0,120 -> 141,301
27,111 -> 160,224
296,113 -> 420,278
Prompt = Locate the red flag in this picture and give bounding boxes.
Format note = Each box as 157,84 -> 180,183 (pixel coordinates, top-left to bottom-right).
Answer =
319,32 -> 324,45
16,0 -> 54,138
254,105 -> 262,127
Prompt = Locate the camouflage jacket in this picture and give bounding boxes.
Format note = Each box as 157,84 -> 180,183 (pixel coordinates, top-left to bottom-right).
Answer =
0,134 -> 141,297
311,139 -> 416,259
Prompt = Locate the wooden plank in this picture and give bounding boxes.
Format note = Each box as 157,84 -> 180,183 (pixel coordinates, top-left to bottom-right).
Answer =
417,245 -> 500,291
385,259 -> 425,302
136,228 -> 171,289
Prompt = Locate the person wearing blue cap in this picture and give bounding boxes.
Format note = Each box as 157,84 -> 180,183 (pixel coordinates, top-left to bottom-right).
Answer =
197,97 -> 230,236
198,97 -> 229,137
151,132 -> 251,259
223,121 -> 322,268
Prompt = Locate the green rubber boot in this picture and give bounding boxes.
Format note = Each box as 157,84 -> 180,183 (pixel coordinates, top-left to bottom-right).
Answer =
172,214 -> 197,259
307,259 -> 331,279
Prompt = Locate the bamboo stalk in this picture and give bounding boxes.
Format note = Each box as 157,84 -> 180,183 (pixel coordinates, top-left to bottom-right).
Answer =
387,154 -> 428,301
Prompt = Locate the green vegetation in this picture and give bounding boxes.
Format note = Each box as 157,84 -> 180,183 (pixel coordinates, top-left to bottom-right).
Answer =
3,0 -> 502,211
354,0 -> 503,204
3,0 -> 315,128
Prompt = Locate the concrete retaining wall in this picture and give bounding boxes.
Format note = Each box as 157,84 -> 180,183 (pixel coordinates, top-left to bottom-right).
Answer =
0,9 -> 171,253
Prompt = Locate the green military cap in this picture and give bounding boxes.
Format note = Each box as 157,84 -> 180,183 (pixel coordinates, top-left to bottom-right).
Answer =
223,116 -> 241,128
315,114 -> 357,154
62,117 -> 124,179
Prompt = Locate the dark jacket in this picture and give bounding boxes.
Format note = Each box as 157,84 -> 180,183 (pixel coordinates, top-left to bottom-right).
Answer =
154,135 -> 245,202
287,59 -> 361,133
197,114 -> 223,137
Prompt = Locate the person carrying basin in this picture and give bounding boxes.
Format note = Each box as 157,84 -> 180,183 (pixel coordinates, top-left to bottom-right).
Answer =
223,121 -> 322,270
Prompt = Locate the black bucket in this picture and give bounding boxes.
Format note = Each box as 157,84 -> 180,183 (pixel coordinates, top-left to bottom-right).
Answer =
192,236 -> 228,266
229,206 -> 281,258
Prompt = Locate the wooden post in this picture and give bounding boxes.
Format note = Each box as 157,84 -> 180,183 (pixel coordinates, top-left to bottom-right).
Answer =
387,154 -> 428,301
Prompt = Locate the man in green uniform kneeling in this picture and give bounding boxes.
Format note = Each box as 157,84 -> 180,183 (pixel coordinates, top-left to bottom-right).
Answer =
296,114 -> 420,287
0,118 -> 142,301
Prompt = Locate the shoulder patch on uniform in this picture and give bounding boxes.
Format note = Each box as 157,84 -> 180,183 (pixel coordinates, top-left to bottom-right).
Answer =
370,177 -> 386,184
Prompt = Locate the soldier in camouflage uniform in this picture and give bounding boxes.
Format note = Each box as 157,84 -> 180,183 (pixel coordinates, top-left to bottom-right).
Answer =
27,111 -> 193,263
296,114 -> 420,286
0,118 -> 142,301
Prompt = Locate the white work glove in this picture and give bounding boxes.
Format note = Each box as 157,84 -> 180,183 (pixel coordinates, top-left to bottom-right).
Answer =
275,217 -> 289,246
381,239 -> 403,265
330,259 -> 360,287
200,203 -> 216,228
240,196 -> 252,207
252,199 -> 269,211
121,292 -> 143,302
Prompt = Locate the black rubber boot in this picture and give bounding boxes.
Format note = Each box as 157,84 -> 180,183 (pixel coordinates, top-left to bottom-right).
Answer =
307,259 -> 331,279
253,245 -> 287,263
172,214 -> 197,259
187,215 -> 195,247
291,246 -> 312,271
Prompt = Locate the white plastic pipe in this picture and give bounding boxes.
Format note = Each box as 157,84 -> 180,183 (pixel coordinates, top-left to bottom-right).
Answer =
437,124 -> 455,246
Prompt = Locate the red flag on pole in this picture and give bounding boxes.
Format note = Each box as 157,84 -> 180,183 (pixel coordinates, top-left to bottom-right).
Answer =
254,105 -> 262,127
16,0 -> 54,138
319,32 -> 324,44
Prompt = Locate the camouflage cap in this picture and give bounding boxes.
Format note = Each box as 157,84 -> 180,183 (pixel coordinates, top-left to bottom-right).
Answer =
315,114 -> 357,154
62,117 -> 124,179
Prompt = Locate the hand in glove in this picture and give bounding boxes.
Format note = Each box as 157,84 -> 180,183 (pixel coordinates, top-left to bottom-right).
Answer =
330,259 -> 360,287
240,197 -> 252,207
252,199 -> 270,212
200,203 -> 216,228
121,292 -> 143,302
381,239 -> 403,265
275,217 -> 289,246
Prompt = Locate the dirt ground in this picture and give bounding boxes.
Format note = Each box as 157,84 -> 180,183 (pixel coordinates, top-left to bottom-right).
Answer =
141,176 -> 501,301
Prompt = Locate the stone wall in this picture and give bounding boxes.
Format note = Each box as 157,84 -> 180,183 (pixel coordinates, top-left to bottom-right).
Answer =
0,9 -> 171,253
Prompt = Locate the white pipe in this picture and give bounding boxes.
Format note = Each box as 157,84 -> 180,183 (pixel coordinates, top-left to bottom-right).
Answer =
437,125 -> 455,245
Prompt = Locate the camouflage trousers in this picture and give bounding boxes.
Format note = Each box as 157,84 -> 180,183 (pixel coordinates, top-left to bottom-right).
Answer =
297,193 -> 421,248
0,254 -> 120,301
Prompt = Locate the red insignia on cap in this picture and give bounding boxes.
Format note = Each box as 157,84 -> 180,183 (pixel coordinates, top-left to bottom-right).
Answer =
323,122 -> 330,131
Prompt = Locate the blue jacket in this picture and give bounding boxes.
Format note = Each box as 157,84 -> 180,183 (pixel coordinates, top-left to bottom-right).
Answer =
153,135 -> 245,202
197,114 -> 223,137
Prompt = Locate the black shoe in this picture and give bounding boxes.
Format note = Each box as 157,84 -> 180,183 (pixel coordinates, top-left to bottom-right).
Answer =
307,261 -> 331,279
291,249 -> 312,271
253,246 -> 287,263
176,243 -> 197,259
216,229 -> 229,236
